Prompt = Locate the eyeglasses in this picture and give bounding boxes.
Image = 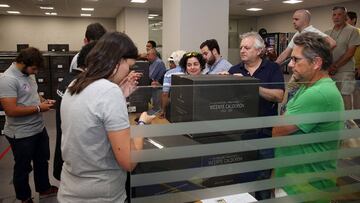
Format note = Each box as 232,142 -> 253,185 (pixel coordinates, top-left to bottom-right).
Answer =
185,52 -> 201,57
290,56 -> 305,64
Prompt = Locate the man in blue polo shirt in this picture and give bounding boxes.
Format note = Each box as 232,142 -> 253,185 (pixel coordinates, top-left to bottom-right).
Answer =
226,31 -> 285,200
147,48 -> 166,111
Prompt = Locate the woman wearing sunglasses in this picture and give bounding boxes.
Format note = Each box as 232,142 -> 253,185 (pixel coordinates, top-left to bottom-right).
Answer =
179,52 -> 206,75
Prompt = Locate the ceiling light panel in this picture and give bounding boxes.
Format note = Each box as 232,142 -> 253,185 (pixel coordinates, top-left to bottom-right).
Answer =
282,0 -> 303,4
81,13 -> 92,16
0,4 -> 10,7
246,8 -> 263,11
40,6 -> 54,10
45,12 -> 57,15
130,0 -> 147,3
81,8 -> 94,11
7,11 -> 20,14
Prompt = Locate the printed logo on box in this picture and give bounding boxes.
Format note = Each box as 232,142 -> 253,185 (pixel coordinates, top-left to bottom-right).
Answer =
128,106 -> 136,113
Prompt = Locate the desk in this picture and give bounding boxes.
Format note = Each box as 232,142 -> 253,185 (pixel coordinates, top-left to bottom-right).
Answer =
200,193 -> 257,203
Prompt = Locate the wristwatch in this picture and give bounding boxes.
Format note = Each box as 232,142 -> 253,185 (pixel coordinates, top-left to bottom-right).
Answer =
137,120 -> 146,125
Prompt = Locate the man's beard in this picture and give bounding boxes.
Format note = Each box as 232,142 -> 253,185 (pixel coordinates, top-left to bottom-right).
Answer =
207,55 -> 216,66
20,67 -> 30,76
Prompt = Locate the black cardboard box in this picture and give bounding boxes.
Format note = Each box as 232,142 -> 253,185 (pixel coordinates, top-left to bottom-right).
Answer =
170,75 -> 260,123
127,61 -> 152,113
131,75 -> 261,198
132,130 -> 259,198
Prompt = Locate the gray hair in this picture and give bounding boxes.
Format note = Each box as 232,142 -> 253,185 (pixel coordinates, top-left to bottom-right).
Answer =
293,32 -> 332,70
240,31 -> 265,50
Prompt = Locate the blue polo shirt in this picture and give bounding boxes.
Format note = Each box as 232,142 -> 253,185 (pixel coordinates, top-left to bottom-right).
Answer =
229,59 -> 285,118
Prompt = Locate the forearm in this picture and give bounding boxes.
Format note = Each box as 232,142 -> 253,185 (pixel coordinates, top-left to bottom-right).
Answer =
272,125 -> 299,137
333,55 -> 354,69
276,48 -> 292,65
129,136 -> 144,171
5,105 -> 38,117
259,87 -> 284,103
332,47 -> 357,70
325,36 -> 336,50
161,92 -> 169,113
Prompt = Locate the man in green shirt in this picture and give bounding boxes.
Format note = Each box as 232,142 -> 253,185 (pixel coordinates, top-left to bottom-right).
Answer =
273,32 -> 345,201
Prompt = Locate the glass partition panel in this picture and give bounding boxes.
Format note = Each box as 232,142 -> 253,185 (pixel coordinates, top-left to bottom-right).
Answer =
127,77 -> 360,203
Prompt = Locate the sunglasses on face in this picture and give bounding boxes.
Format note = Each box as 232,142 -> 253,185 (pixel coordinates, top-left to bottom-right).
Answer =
185,52 -> 201,57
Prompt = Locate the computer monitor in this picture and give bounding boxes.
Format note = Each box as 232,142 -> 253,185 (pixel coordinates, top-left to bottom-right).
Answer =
17,44 -> 29,52
47,44 -> 69,52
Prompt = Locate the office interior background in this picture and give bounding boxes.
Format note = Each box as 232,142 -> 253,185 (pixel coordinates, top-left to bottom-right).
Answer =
0,0 -> 359,64
1,0 -> 360,203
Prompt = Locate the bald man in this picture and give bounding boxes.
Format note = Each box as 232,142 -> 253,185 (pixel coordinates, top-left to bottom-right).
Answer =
276,9 -> 336,64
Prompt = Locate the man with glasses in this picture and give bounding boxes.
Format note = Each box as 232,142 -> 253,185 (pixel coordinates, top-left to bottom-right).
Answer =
276,9 -> 336,113
0,48 -> 58,203
273,32 -> 344,201
325,6 -> 360,110
200,39 -> 232,74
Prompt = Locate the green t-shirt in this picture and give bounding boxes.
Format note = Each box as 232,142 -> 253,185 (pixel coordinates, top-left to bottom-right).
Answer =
275,77 -> 344,199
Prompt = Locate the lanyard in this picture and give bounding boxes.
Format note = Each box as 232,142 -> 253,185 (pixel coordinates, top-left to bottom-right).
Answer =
206,58 -> 224,74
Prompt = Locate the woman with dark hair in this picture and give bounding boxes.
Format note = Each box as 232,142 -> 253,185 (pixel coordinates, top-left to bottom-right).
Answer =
57,32 -> 154,202
179,51 -> 206,75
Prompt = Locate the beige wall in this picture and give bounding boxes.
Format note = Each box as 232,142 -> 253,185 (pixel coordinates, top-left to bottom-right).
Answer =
0,15 -> 116,51
256,0 -> 360,33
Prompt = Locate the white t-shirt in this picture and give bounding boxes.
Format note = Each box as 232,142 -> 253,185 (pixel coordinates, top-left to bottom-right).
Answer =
58,79 -> 129,202
287,25 -> 328,49
69,53 -> 79,73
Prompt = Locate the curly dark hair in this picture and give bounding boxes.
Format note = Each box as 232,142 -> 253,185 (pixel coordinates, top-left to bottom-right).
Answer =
293,32 -> 332,70
179,52 -> 206,73
15,47 -> 44,69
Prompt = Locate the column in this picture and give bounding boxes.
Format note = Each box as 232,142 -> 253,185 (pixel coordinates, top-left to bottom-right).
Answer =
163,0 -> 229,60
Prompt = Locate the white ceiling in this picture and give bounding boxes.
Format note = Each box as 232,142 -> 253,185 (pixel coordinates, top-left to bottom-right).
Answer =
0,0 -> 354,18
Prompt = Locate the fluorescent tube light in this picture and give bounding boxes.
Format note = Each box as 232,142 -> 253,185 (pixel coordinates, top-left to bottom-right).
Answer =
40,6 -> 54,10
7,11 -> 20,14
246,8 -> 263,11
81,8 -> 94,11
131,0 -> 147,3
282,0 -> 303,4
